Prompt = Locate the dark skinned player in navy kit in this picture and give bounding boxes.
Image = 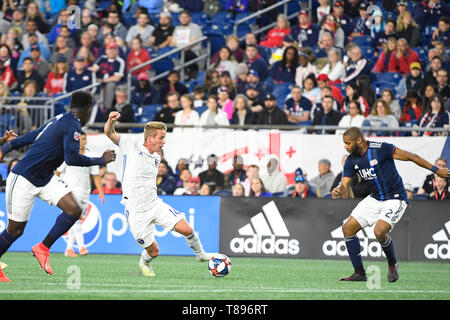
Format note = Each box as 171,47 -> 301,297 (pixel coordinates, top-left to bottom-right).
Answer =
332,127 -> 449,282
0,91 -> 116,282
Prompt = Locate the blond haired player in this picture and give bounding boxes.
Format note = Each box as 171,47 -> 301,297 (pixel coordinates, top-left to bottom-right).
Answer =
104,112 -> 213,276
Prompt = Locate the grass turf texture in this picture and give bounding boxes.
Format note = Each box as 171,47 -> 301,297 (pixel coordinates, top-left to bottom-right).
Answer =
0,252 -> 449,300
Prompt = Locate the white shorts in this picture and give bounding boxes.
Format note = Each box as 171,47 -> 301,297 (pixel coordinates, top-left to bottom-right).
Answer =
350,195 -> 408,230
6,173 -> 71,222
124,197 -> 185,248
71,191 -> 89,219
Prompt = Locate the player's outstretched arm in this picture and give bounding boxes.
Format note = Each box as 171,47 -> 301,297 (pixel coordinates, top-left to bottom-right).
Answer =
104,111 -> 121,145
332,176 -> 352,199
393,147 -> 450,178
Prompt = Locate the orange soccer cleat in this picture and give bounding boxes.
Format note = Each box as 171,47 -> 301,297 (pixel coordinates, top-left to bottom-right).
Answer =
64,249 -> 78,258
79,247 -> 89,256
31,242 -> 53,275
0,268 -> 11,282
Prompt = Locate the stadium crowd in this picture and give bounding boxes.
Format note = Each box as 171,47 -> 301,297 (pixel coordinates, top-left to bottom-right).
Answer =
0,0 -> 449,199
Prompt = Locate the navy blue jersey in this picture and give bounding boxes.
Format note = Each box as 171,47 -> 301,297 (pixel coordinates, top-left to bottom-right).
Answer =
1,113 -> 105,187
343,141 -> 407,202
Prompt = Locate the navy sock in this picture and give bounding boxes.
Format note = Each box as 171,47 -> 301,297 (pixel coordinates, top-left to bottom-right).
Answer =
0,230 -> 16,258
42,212 -> 78,249
381,235 -> 397,266
345,235 -> 365,275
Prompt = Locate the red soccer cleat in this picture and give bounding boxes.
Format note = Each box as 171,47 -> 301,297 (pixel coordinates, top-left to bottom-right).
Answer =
0,268 -> 11,282
31,242 -> 53,275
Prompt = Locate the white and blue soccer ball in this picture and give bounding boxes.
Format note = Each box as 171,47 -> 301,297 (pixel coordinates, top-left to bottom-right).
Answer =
208,254 -> 231,277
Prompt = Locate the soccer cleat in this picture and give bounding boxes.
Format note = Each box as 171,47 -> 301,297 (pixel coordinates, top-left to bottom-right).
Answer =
64,249 -> 77,258
195,252 -> 216,262
0,269 -> 10,282
387,263 -> 399,283
31,242 -> 53,275
79,247 -> 89,256
139,262 -> 156,277
0,261 -> 8,270
339,272 -> 367,281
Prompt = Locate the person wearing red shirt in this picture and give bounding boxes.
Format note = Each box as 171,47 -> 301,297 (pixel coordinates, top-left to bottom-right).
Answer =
317,73 -> 344,105
0,59 -> 16,89
126,36 -> 151,76
259,14 -> 291,48
387,38 -> 419,75
93,172 -> 122,195
44,56 -> 68,96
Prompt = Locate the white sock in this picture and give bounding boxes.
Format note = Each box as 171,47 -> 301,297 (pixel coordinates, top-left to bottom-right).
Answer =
73,221 -> 85,248
140,250 -> 154,265
66,231 -> 75,251
185,232 -> 205,256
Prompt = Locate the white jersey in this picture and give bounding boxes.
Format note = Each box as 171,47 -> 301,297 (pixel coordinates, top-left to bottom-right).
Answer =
118,135 -> 160,212
56,152 -> 99,202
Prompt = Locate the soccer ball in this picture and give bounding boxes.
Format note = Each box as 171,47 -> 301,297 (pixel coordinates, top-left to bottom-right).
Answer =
208,254 -> 231,277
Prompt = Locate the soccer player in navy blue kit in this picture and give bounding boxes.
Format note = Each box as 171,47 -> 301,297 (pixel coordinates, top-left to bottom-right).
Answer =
0,91 -> 116,282
332,127 -> 449,282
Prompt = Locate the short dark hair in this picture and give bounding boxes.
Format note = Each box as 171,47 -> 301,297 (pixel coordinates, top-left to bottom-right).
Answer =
70,90 -> 93,110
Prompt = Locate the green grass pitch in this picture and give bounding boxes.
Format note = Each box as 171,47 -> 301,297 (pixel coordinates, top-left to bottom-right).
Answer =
0,252 -> 449,300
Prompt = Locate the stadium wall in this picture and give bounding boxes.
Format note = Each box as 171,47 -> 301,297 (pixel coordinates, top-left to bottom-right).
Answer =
0,195 -> 448,262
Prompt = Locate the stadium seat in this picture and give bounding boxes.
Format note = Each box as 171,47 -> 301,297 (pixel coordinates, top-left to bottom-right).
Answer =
235,12 -> 257,25
376,72 -> 402,84
351,36 -> 372,47
140,104 -> 163,121
151,58 -> 174,75
211,11 -> 233,24
412,48 -> 428,61
195,106 -> 208,115
360,46 -> 375,61
272,83 -> 293,108
191,12 -> 209,25
208,35 -> 226,56
236,24 -> 251,39
0,113 -> 17,134
212,189 -> 232,196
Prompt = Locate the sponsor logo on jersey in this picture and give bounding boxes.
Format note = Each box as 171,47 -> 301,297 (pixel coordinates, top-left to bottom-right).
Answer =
74,131 -> 81,141
424,221 -> 450,260
229,201 -> 300,256
322,219 -> 385,258
370,159 -> 378,166
358,167 -> 377,180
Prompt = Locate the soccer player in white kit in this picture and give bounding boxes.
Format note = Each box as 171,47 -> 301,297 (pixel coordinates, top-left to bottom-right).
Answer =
56,132 -> 105,257
104,111 -> 213,276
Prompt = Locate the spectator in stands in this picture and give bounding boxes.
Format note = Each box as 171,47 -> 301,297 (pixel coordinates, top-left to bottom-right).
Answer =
174,165 -> 191,188
310,158 -> 335,198
269,46 -> 298,84
395,1 -> 409,16
231,94 -> 256,125
235,63 -> 249,93
193,85 -> 207,108
435,69 -> 450,105
91,42 -> 126,112
0,81 -> 9,105
259,14 -> 291,48
199,154 -> 224,192
25,1 -> 49,34
314,30 -> 336,62
399,90 -> 424,126
98,11 -> 128,44
225,0 -> 249,13
48,9 -> 73,45
268,34 -> 297,66
284,85 -> 312,124
125,11 -> 155,48
372,19 -> 397,54
302,74 -> 321,108
316,0 -> 331,24
243,32 -> 270,63
18,32 -> 50,67
17,57 -> 44,92
73,9 -> 100,47
381,89 -> 402,120
147,12 -> 174,51
242,164 -> 259,196
208,70 -> 237,99
224,155 -> 247,190
332,0 -> 353,37
59,25 -> 76,50
424,56 -> 443,87
156,160 -> 177,195
108,85 -> 135,130
232,183 -> 245,196
171,10 -> 203,80
131,71 -> 158,106
429,176 -> 450,200
414,0 -> 446,31
256,93 -> 289,126
314,85 -> 341,118
396,11 -> 421,47
97,31 -> 126,59
217,86 -> 234,120
319,14 -> 345,49
350,2 -> 371,40
211,46 -> 238,80
434,42 -> 450,65
372,37 -> 397,74
316,73 -> 344,106
159,70 -> 189,104
244,83 -> 264,113
396,62 -> 425,100
343,0 -> 362,19
5,8 -> 26,39
259,155 -> 286,194
173,94 -> 200,133
432,17 -> 450,46
417,157 -> 449,198
50,36 -> 73,65
2,29 -> 22,66
356,74 -> 376,109
223,34 -> 244,63
153,92 -> 181,131
204,69 -> 220,93
290,167 -> 317,198
173,170 -> 195,195
311,95 -> 342,134
290,10 -> 319,48
363,99 -> 399,137
126,36 -> 151,77
336,100 -> 365,135
17,79 -> 39,132
423,84 -> 438,111
204,0 -> 221,17
244,44 -> 269,82
30,44 -> 51,79
249,177 -> 272,197
319,47 -> 346,85
64,55 -> 96,94
199,183 -> 213,195
387,38 -> 419,75
248,0 -> 278,26
199,94 -> 230,128
413,94 -> 449,136
93,172 -> 122,195
44,56 -> 67,96
295,49 -> 318,88
86,24 -> 102,48
342,45 -> 371,84
0,56 -> 16,89
182,176 -> 201,195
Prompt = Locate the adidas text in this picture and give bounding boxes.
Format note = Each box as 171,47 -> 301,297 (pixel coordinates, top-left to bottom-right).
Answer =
322,238 -> 385,257
424,241 -> 450,259
230,235 -> 300,255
